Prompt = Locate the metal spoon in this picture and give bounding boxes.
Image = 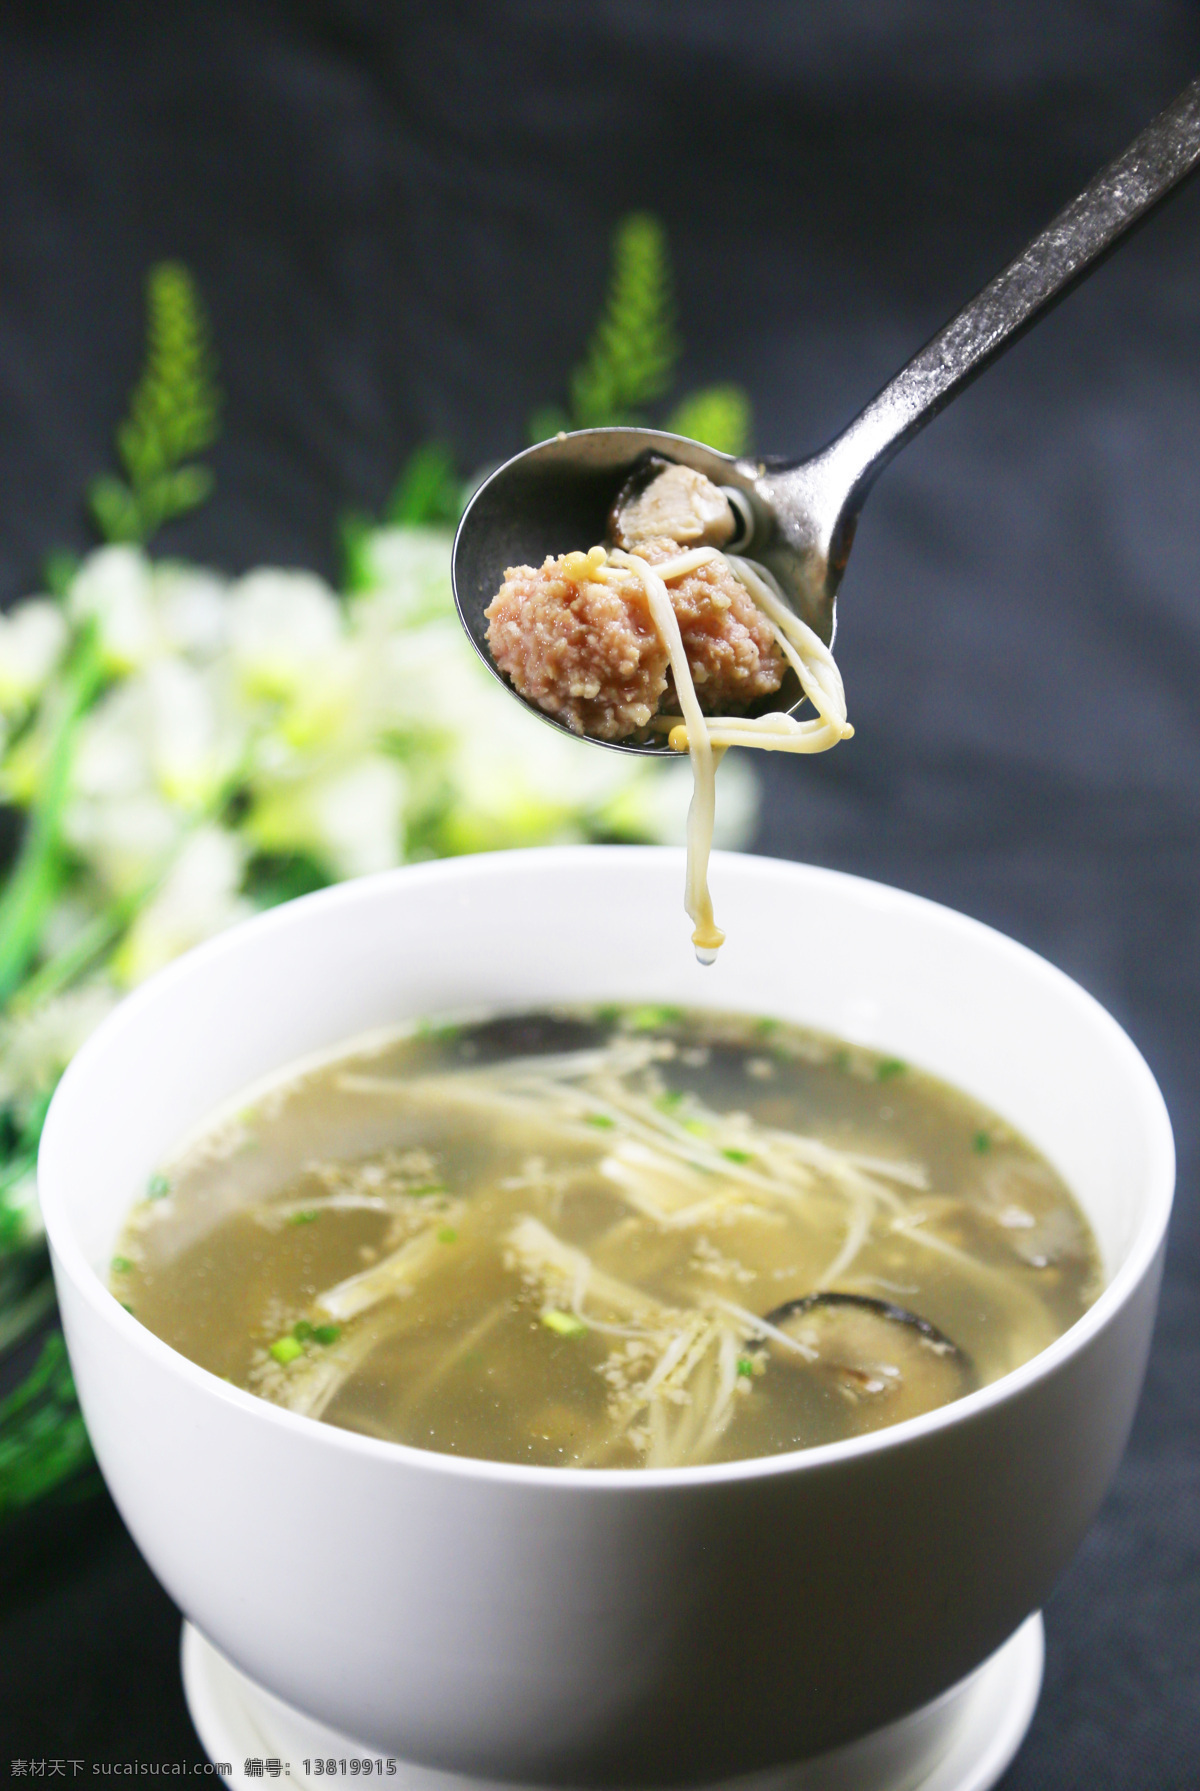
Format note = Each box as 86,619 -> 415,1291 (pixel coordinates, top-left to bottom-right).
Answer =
453,78 -> 1200,756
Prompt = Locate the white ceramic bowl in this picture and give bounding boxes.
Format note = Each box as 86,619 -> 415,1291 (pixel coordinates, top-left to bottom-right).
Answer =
40,848 -> 1173,1786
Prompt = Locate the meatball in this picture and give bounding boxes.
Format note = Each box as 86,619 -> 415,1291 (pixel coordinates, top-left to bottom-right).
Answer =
635,539 -> 785,714
484,548 -> 670,739
484,536 -> 786,742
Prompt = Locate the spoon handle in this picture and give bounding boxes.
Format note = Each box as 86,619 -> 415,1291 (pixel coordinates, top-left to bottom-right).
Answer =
816,77 -> 1200,515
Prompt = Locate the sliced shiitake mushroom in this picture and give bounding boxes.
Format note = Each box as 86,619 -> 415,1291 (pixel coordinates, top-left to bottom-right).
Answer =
609,455 -> 736,550
751,1292 -> 975,1423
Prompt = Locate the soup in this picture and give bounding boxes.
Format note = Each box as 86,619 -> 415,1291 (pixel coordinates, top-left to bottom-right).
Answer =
112,1006 -> 1101,1469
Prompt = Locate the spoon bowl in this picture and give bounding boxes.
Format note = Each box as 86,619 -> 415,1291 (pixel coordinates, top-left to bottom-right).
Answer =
453,427 -> 817,757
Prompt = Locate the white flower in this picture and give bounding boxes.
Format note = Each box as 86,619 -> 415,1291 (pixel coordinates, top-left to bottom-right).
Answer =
62,792 -> 184,895
0,600 -> 69,716
65,549 -> 234,675
38,892 -> 110,964
227,569 -> 343,700
142,658 -> 245,808
115,825 -> 252,985
154,563 -> 230,660
1,515 -> 763,1047
258,638 -> 369,758
63,661 -> 245,891
68,545 -> 158,672
63,679 -> 188,894
0,980 -> 119,1106
371,617 -> 476,733
68,679 -> 151,801
248,754 -> 407,879
440,664 -> 641,846
355,526 -> 456,626
309,757 -> 408,877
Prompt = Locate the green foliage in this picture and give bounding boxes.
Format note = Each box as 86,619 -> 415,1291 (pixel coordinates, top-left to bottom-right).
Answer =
244,851 -> 332,910
0,1332 -> 98,1519
385,442 -> 462,526
339,510 -> 376,593
666,385 -> 752,457
0,1101 -> 48,1256
527,404 -> 570,445
526,211 -> 753,451
342,442 -> 466,587
0,624 -> 107,1010
383,214 -> 753,535
0,1177 -> 31,1254
43,549 -> 80,598
89,261 -> 221,546
569,214 -> 679,429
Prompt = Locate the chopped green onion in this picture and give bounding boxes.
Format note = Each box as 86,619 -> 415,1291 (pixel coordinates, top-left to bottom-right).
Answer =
540,1309 -> 587,1338
736,1357 -> 756,1378
628,1005 -> 682,1032
147,1173 -> 170,1200
269,1336 -> 304,1365
292,1320 -> 314,1341
417,1020 -> 460,1043
437,1227 -> 459,1244
876,1058 -> 907,1082
121,1302 -> 134,1314
973,1131 -> 992,1154
312,1323 -> 341,1346
754,1018 -> 779,1036
655,1090 -> 684,1112
722,1148 -> 753,1165
408,1183 -> 446,1197
681,1118 -> 707,1137
584,1113 -> 615,1129
111,1256 -> 132,1274
287,1209 -> 319,1225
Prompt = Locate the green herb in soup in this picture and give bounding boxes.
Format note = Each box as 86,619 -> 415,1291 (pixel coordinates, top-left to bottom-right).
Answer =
113,1008 -> 1101,1468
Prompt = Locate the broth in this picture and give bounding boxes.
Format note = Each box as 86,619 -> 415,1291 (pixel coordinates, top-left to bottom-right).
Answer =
113,1007 -> 1101,1469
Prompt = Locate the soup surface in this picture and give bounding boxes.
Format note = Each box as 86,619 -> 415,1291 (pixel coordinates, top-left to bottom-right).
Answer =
114,1007 -> 1101,1468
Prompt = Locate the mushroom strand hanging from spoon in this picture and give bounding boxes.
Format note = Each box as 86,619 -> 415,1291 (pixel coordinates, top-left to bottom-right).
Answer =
483,461 -> 852,958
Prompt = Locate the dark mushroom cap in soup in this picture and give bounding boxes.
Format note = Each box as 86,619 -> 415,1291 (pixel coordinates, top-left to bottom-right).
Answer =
754,1292 -> 976,1424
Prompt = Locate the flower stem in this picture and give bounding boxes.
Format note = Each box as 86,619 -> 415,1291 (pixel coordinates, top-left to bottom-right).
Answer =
12,891 -> 135,1014
11,763 -> 249,1014
0,626 -> 104,1009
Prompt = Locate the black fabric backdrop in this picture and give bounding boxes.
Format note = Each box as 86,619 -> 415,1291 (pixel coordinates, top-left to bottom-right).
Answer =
1,2 -> 1199,1784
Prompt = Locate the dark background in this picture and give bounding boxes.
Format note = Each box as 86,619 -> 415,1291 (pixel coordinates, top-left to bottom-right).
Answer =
2,1 -> 1199,1783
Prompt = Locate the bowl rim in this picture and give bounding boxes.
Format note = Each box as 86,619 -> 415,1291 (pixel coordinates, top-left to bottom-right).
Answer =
40,845 -> 1176,1494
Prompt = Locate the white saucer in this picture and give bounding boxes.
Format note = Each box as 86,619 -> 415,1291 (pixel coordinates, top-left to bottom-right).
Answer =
183,1612 -> 1043,1791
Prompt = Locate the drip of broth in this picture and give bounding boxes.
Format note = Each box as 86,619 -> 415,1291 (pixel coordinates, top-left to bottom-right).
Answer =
114,1008 -> 1101,1469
